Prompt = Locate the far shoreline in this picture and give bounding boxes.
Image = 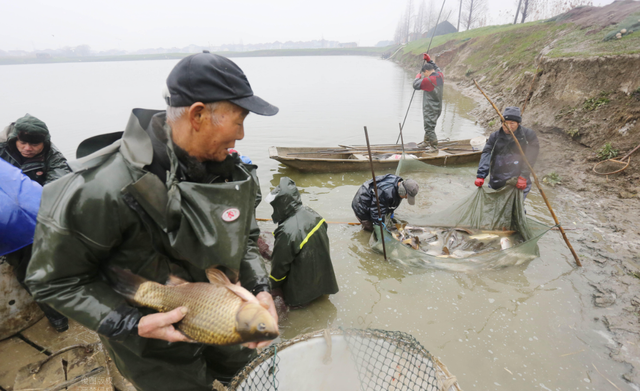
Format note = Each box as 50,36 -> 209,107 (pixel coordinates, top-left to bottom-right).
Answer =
0,47 -> 392,66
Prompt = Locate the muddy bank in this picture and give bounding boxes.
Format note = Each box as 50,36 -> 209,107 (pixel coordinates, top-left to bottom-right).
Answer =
453,62 -> 640,387
392,3 -> 640,385
453,57 -> 640,388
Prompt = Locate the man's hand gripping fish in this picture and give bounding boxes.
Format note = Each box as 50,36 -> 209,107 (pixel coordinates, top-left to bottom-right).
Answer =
111,267 -> 279,346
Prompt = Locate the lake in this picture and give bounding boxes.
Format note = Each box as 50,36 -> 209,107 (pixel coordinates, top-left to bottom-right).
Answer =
0,56 -> 625,390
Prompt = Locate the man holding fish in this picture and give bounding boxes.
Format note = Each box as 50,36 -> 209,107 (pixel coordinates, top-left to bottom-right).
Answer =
26,52 -> 280,390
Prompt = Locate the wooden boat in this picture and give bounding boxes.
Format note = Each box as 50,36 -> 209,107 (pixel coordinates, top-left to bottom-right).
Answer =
269,139 -> 483,173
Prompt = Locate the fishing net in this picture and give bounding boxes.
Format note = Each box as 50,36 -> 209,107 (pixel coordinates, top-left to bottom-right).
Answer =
367,153 -> 553,271
592,158 -> 630,175
224,328 -> 461,391
603,14 -> 640,41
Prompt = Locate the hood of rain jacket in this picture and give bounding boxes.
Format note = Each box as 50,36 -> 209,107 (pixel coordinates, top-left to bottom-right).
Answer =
268,177 -> 338,306
0,118 -> 70,186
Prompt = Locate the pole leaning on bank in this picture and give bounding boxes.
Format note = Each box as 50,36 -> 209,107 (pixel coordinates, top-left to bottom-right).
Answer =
473,79 -> 582,267
364,126 -> 388,261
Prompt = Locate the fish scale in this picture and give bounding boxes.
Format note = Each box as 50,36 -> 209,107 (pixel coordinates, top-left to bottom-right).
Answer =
133,281 -> 245,345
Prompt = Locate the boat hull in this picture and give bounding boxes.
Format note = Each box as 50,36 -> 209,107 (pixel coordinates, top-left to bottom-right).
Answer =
269,141 -> 482,173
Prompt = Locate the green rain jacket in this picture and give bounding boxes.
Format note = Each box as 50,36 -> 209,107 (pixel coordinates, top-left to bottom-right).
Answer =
0,118 -> 70,186
268,177 -> 339,307
26,109 -> 268,390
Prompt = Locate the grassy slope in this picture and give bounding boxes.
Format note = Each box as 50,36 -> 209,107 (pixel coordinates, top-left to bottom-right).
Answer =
399,11 -> 640,78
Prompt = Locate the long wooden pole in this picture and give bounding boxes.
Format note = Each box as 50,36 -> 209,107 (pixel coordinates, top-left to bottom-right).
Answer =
364,126 -> 387,260
398,123 -> 406,156
473,79 -> 581,267
257,218 -> 361,226
395,0 -> 447,145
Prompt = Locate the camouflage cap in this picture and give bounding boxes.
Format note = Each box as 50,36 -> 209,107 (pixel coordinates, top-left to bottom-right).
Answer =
11,114 -> 50,144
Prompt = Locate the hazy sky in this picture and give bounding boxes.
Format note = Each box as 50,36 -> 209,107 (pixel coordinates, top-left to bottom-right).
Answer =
1,0 -> 616,52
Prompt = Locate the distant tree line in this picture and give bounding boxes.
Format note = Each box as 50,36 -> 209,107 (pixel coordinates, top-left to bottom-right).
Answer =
393,0 -> 594,44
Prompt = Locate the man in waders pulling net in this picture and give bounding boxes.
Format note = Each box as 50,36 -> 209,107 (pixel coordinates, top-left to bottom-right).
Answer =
413,53 -> 444,150
475,106 -> 540,200
351,174 -> 419,240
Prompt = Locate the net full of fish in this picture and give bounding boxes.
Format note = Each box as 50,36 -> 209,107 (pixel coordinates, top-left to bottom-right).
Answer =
111,267 -> 279,346
389,223 -> 523,259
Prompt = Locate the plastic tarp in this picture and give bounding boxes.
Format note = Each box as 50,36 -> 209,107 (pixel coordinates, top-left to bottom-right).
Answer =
369,153 -> 553,271
0,159 -> 42,256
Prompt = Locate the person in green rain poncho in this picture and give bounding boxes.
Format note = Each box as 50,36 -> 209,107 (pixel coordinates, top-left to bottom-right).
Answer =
267,177 -> 339,309
26,52 -> 280,391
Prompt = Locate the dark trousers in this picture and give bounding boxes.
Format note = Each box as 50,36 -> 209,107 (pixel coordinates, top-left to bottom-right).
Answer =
356,217 -> 374,231
6,245 -> 68,324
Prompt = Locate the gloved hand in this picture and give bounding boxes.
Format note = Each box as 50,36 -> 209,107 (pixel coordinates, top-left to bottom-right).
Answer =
474,178 -> 484,187
416,73 -> 422,78
423,53 -> 431,62
516,176 -> 527,190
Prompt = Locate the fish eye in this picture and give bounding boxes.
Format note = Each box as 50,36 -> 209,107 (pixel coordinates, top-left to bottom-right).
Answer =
258,323 -> 266,332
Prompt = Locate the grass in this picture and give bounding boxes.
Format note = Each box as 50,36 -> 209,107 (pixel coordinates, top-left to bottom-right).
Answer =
597,142 -> 619,160
402,10 -> 640,70
542,172 -> 562,186
566,128 -> 580,138
583,92 -> 611,111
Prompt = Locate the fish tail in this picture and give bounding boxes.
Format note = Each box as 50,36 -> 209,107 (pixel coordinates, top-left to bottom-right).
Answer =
110,266 -> 148,300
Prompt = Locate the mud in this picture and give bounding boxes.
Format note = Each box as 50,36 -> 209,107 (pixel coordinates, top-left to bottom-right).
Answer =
423,41 -> 640,389
386,3 -> 640,383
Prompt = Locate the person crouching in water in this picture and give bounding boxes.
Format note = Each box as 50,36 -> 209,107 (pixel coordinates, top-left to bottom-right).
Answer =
266,177 -> 339,310
351,174 -> 419,234
474,106 -> 539,200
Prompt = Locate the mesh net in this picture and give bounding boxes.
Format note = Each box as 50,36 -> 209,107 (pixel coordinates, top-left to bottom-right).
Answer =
592,158 -> 629,175
603,14 -> 640,41
367,153 -> 553,271
226,328 -> 459,391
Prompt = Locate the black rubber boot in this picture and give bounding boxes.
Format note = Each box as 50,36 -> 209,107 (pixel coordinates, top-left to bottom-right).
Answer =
39,303 -> 69,332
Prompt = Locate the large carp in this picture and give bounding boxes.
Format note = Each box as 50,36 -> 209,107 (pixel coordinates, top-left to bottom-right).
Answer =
112,267 -> 279,346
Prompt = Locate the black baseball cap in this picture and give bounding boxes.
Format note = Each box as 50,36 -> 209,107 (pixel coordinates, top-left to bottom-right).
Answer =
165,51 -> 278,116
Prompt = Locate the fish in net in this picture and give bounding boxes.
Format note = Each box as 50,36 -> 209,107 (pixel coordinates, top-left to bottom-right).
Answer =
365,152 -> 554,271
221,328 -> 461,391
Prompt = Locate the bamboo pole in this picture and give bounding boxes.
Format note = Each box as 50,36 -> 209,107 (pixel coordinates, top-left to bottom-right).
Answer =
365,126 -> 387,260
473,79 -> 581,267
256,218 -> 361,226
398,123 -> 406,156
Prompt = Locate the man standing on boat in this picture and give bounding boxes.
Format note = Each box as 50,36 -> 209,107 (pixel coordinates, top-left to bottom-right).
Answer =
413,53 -> 444,150
474,106 -> 539,199
352,174 -> 419,232
26,52 -> 279,390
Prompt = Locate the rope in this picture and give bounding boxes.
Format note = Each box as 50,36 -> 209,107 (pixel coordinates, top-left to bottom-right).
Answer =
272,346 -> 278,390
